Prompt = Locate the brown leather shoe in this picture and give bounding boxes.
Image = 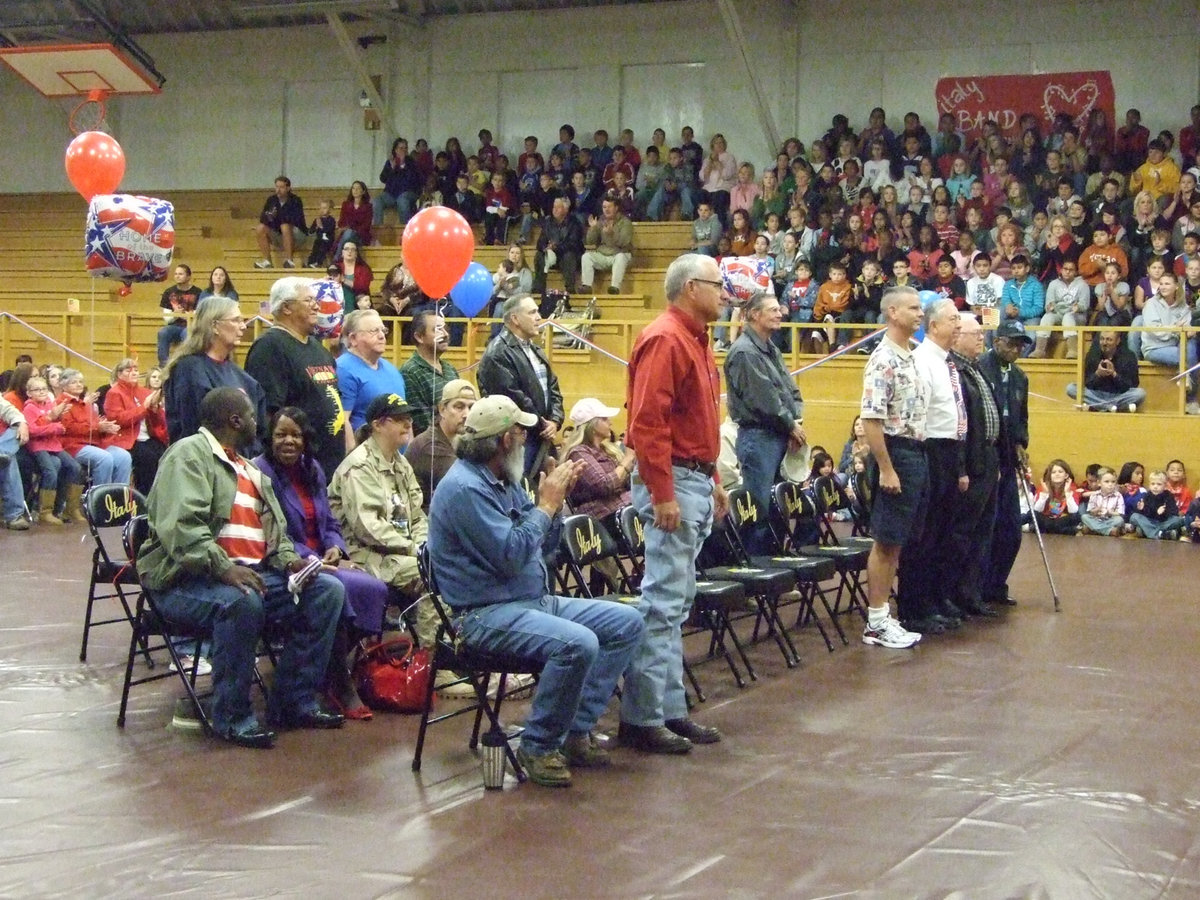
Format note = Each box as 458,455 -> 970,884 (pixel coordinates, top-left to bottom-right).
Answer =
617,722 -> 692,754
562,731 -> 610,767
665,718 -> 721,744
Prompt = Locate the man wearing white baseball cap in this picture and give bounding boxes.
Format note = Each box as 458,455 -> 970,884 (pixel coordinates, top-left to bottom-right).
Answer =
428,393 -> 645,787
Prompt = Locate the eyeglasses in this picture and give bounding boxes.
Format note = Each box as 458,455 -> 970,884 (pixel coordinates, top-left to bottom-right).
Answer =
358,327 -> 387,335
691,278 -> 724,291
218,316 -> 246,326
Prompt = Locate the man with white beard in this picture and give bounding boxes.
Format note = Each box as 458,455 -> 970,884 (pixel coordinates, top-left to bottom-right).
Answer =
427,394 -> 645,788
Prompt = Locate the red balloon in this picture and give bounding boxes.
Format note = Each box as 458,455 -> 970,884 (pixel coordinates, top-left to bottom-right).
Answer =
64,131 -> 125,203
401,207 -> 474,298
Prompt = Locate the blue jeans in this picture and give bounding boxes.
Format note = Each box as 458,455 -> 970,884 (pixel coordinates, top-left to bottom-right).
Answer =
456,595 -> 644,755
1129,512 -> 1186,539
1066,382 -> 1148,410
622,467 -> 714,726
157,323 -> 187,366
150,570 -> 343,735
74,445 -> 132,486
0,429 -> 24,520
32,449 -> 80,508
735,426 -> 788,554
1144,343 -> 1198,397
646,184 -> 695,221
372,190 -> 415,226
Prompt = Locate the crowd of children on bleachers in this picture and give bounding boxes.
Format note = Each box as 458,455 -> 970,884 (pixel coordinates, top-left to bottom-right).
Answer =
354,105 -> 1199,362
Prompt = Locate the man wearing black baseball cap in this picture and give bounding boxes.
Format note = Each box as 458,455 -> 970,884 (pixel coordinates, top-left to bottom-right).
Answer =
976,319 -> 1031,608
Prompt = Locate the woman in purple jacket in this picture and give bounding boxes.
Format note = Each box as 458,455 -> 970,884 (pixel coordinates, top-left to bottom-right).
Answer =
255,406 -> 390,720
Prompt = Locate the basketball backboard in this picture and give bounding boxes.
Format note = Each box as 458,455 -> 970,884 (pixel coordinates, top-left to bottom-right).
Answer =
0,43 -> 160,98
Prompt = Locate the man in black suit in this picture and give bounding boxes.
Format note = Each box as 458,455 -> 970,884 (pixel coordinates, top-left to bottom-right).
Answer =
977,320 -> 1031,608
477,293 -> 565,478
946,312 -> 1002,617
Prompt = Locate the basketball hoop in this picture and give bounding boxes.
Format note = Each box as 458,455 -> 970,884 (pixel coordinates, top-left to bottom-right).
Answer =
0,43 -> 159,135
69,88 -> 110,134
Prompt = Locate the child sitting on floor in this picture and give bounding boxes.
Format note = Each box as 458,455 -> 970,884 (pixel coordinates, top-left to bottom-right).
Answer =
1080,466 -> 1125,536
1129,470 -> 1186,539
1033,459 -> 1081,535
1117,461 -> 1147,519
1165,459 -> 1193,513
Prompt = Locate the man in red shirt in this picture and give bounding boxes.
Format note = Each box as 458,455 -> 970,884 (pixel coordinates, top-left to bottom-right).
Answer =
621,253 -> 729,755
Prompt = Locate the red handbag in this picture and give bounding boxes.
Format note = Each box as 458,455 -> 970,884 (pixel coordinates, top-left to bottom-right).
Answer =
353,636 -> 432,713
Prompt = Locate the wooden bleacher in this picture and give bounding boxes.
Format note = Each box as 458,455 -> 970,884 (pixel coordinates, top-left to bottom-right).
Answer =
0,188 -> 1198,476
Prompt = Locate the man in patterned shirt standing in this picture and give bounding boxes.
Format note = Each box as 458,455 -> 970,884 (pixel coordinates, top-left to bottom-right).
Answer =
859,286 -> 928,649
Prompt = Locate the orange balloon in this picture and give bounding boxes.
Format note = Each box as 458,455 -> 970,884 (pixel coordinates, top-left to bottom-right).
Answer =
401,207 -> 474,298
64,131 -> 126,203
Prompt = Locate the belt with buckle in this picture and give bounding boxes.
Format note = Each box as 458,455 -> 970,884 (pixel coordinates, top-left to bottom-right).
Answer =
672,457 -> 716,477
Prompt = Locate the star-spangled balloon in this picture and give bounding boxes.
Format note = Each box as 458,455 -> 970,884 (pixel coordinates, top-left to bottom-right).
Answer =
84,194 -> 175,283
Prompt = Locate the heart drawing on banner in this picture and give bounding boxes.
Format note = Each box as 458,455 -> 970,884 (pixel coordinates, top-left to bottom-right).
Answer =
1042,81 -> 1100,127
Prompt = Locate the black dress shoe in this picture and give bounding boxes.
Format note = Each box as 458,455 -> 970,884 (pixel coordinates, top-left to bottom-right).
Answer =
218,724 -> 276,749
272,707 -> 345,730
938,599 -> 968,620
617,722 -> 692,754
665,718 -> 721,744
902,617 -> 945,635
931,612 -> 962,630
962,600 -> 1001,618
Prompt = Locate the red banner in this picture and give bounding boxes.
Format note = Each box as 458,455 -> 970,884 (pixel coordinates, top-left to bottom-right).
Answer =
934,70 -> 1115,142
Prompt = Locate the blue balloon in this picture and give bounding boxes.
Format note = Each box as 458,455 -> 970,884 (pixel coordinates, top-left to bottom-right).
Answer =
918,289 -> 940,309
448,261 -> 492,317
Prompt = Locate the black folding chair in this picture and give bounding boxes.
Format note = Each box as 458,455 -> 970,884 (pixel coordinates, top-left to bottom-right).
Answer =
412,545 -> 544,782
724,487 -> 839,651
811,475 -> 874,552
80,483 -> 148,663
850,469 -> 874,537
116,515 -> 216,734
773,481 -> 870,626
698,514 -> 800,668
614,505 -> 751,701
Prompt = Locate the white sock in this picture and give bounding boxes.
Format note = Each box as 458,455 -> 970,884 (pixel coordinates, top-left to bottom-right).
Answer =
867,605 -> 889,627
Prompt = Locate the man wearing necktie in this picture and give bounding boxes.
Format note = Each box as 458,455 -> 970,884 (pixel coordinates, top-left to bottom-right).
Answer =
898,299 -> 967,635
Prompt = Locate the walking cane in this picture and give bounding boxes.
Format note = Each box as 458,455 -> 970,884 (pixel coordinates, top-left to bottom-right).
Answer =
1016,470 -> 1062,612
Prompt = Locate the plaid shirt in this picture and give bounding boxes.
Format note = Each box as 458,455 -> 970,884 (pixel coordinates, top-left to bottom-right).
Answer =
398,352 -> 460,435
951,350 -> 999,443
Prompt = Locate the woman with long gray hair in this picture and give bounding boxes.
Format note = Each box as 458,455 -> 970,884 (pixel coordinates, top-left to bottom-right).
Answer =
162,296 -> 267,446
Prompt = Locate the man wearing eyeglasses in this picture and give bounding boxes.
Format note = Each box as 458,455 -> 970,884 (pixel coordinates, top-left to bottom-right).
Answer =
336,308 -> 408,442
245,277 -> 348,481
621,253 -> 729,755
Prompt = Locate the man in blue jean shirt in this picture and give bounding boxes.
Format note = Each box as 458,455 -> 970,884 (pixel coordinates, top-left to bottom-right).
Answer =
428,394 -> 644,787
0,396 -> 30,530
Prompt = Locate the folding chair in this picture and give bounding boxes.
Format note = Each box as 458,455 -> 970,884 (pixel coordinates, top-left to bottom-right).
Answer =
116,515 -> 216,733
614,505 -> 751,700
850,469 -> 874,537
724,487 -> 839,651
811,475 -> 874,552
412,544 -> 544,782
698,515 -> 800,668
80,483 -> 148,663
773,480 -> 870,626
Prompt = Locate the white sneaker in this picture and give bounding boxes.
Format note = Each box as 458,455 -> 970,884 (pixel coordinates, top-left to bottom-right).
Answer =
169,654 -> 212,676
1187,402 -> 1200,416
253,259 -> 273,269
862,615 -> 921,649
283,259 -> 296,269
488,672 -> 536,700
1126,403 -> 1138,413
